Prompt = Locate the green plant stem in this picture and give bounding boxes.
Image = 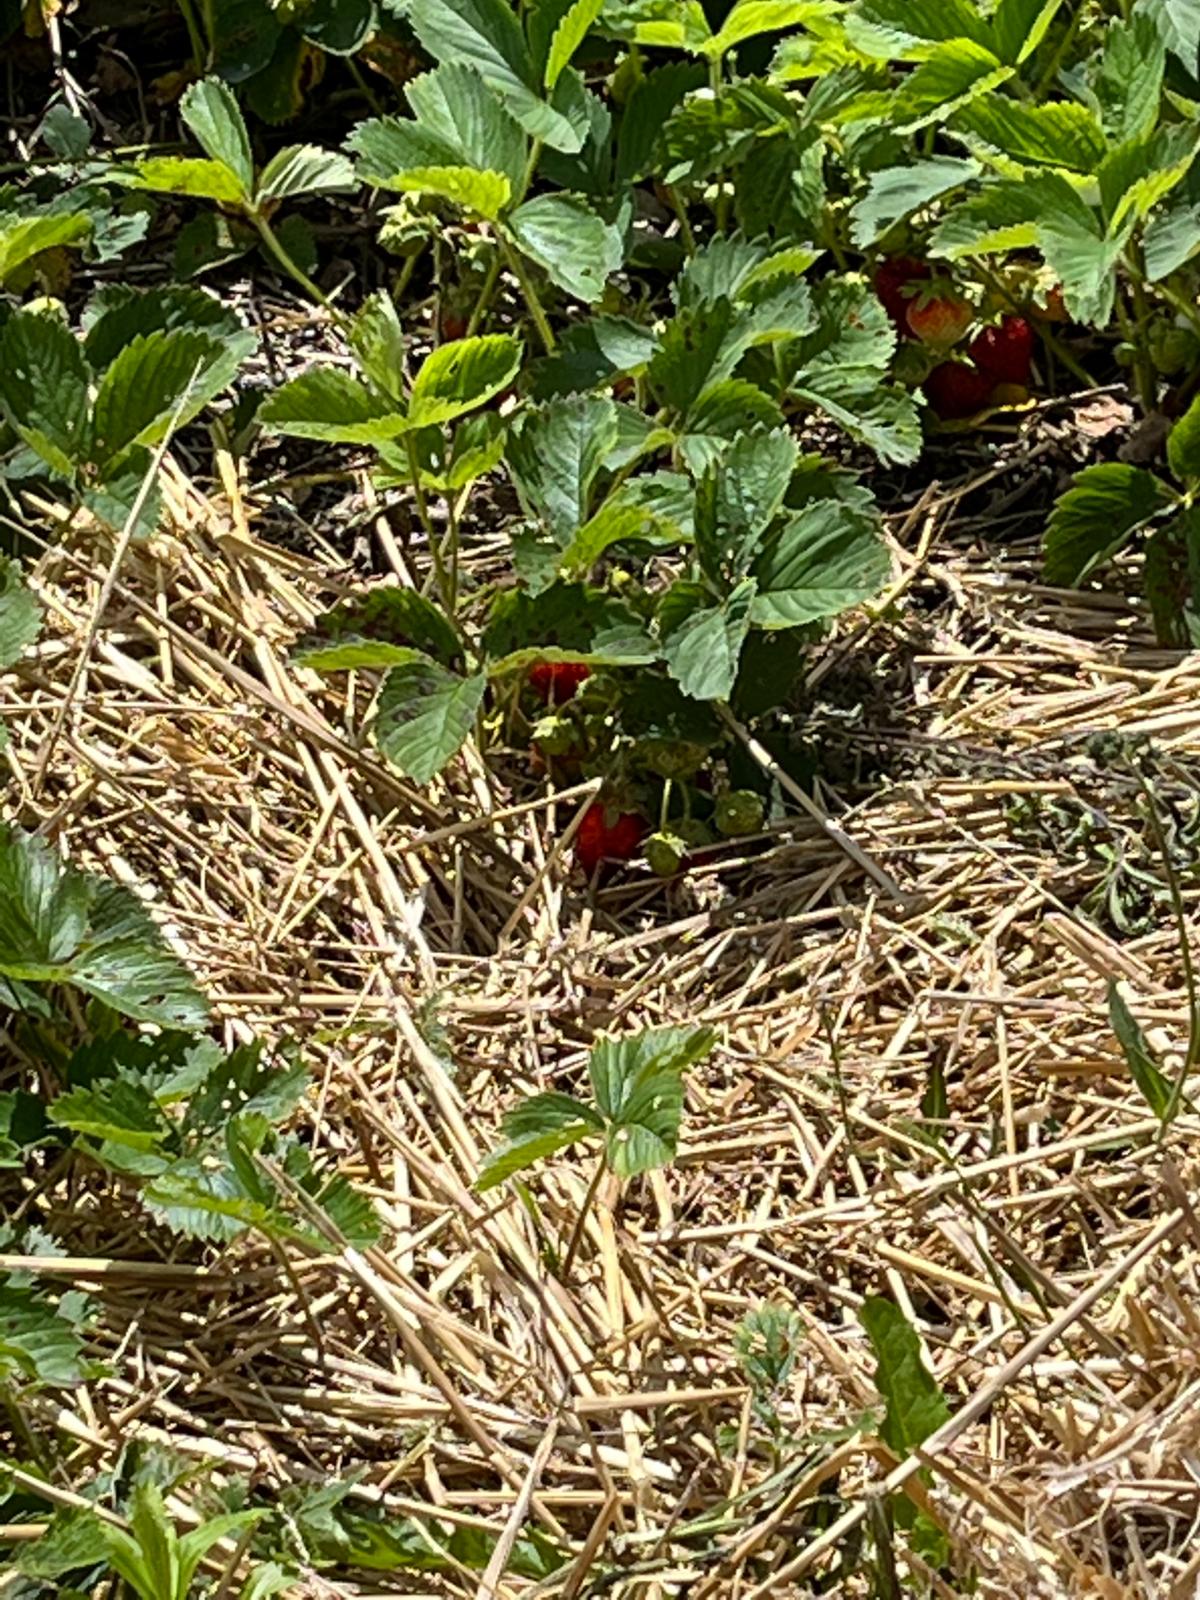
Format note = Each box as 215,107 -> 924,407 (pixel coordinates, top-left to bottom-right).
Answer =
466,251 -> 504,336
253,211 -> 348,333
1035,6 -> 1083,95
1133,766 -> 1200,1131
500,235 -> 557,353
1159,275 -> 1200,344
175,0 -> 208,70
665,184 -> 696,256
466,141 -> 542,336
443,490 -> 461,613
709,56 -> 733,234
1121,268 -> 1158,414
561,1153 -> 607,1279
404,433 -> 454,616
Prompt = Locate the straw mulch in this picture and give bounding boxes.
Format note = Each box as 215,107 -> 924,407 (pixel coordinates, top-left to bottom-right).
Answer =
4,381 -> 1200,1600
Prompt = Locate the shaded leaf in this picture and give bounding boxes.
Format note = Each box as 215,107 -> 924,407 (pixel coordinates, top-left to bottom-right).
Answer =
375,657 -> 486,783
1043,463 -> 1171,585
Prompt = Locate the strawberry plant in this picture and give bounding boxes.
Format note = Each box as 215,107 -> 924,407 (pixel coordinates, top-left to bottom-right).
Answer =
133,78 -> 356,295
477,1023 -> 715,1191
0,289 -> 252,535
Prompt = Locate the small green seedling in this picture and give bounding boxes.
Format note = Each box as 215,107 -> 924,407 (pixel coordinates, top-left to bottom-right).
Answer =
476,1023 -> 715,1192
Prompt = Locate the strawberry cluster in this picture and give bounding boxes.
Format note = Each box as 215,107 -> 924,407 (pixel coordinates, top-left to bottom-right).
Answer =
874,256 -> 1038,421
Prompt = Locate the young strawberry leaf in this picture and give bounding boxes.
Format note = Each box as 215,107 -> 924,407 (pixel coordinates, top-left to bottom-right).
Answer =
180,76 -> 255,200
476,1092 -> 603,1191
375,657 -> 487,784
588,1024 -> 715,1178
543,0 -> 604,88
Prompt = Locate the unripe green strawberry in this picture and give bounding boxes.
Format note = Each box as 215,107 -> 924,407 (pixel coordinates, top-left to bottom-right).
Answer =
1149,319 -> 1199,375
638,739 -> 708,780
715,790 -> 765,837
645,831 -> 688,877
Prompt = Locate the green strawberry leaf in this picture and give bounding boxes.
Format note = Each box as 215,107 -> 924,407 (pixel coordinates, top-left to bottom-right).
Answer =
506,394 -> 619,538
297,588 -> 462,671
507,192 -> 623,302
260,368 -> 410,444
0,558 -> 41,671
405,61 -> 529,188
0,1282 -> 91,1387
990,0 -> 1064,64
375,657 -> 486,783
849,156 -> 980,249
588,1024 -> 715,1178
90,327 -> 253,467
750,500 -> 890,627
0,825 -> 209,1028
0,310 -> 91,479
0,209 -> 91,287
135,156 -> 250,204
392,164 -> 513,219
408,0 -> 586,152
255,143 -> 356,202
1043,463 -> 1173,585
659,577 -> 756,701
1169,392 -> 1200,482
180,76 -> 254,198
544,0 -> 603,87
408,334 -> 523,427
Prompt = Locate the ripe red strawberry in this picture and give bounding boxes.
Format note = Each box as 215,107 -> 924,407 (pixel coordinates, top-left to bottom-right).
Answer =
924,361 -> 993,421
528,660 -> 591,704
874,255 -> 931,332
906,289 -> 972,346
440,311 -> 468,341
576,805 -> 645,875
968,315 -> 1034,385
